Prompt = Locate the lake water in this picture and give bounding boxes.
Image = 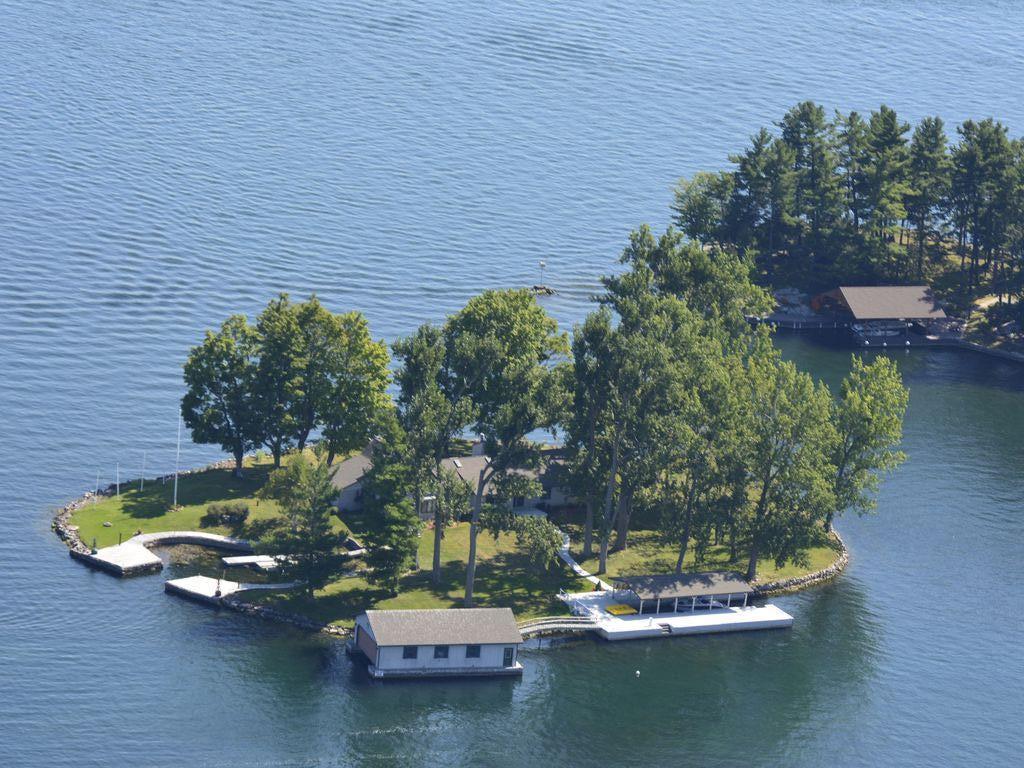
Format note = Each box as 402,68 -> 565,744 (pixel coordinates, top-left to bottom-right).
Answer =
2,1 -> 1023,766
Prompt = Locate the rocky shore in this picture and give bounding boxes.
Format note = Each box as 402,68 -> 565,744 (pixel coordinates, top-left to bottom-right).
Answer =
753,531 -> 849,596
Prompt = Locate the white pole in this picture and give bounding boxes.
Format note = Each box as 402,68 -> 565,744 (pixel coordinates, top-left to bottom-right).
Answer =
140,451 -> 146,492
173,414 -> 182,507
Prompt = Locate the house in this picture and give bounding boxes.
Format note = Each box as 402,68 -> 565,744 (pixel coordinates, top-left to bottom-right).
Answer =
349,608 -> 524,678
329,447 -> 373,512
331,441 -> 574,517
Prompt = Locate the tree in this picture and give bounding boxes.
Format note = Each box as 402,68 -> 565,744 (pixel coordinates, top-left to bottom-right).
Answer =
317,310 -> 391,466
260,455 -> 345,595
906,117 -> 951,280
739,346 -> 837,581
672,171 -> 734,246
512,516 -> 563,573
392,323 -> 473,585
181,315 -> 261,477
836,110 -> 870,235
353,413 -> 422,595
254,295 -> 303,467
564,308 -> 615,557
779,101 -> 844,267
442,289 -> 568,606
829,356 -> 909,527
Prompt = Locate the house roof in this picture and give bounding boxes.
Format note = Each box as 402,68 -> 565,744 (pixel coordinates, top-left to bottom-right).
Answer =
441,455 -> 546,492
831,286 -> 946,320
329,452 -> 373,491
363,608 -> 523,646
613,571 -> 753,600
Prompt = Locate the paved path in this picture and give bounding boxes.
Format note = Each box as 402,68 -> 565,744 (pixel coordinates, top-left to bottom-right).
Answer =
556,531 -> 613,591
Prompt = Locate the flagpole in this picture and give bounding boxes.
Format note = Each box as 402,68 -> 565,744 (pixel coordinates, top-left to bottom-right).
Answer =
140,451 -> 146,492
173,414 -> 182,507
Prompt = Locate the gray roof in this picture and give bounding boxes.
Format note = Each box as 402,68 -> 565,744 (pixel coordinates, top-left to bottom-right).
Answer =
835,286 -> 946,320
614,571 -> 753,600
442,455 -> 541,492
363,608 -> 523,646
329,452 -> 372,491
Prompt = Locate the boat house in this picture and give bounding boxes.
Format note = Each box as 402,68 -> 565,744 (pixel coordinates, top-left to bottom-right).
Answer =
349,608 -> 524,678
813,285 -> 946,323
611,571 -> 754,614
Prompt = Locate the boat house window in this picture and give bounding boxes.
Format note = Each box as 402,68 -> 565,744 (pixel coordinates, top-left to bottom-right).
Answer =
434,645 -> 449,659
402,646 -> 418,659
465,644 -> 481,659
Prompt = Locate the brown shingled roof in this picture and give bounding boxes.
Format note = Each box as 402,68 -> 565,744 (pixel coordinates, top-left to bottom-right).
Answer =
835,286 -> 946,320
364,608 -> 523,646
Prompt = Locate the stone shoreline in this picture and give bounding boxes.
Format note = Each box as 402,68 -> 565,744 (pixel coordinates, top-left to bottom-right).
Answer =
752,531 -> 849,596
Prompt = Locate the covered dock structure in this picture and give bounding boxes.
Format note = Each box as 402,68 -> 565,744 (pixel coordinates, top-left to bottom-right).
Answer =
559,570 -> 794,641
611,571 -> 754,615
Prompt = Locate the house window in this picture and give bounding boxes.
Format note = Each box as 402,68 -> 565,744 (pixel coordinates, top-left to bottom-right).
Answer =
402,646 -> 418,660
465,644 -> 481,659
503,647 -> 514,667
434,645 -> 449,659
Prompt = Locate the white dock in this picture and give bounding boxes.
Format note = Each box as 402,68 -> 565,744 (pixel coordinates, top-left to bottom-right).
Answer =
164,575 -> 296,605
560,590 -> 793,641
221,554 -> 282,572
70,531 -> 253,577
71,541 -> 163,576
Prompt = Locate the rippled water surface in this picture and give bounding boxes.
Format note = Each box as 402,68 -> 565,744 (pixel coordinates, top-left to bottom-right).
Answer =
2,2 -> 1024,766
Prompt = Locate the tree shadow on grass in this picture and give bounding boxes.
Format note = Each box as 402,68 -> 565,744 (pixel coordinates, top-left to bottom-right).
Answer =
269,580 -> 392,626
119,466 -> 271,520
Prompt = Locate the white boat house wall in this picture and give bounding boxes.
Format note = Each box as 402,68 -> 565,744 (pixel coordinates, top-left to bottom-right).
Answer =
350,608 -> 524,679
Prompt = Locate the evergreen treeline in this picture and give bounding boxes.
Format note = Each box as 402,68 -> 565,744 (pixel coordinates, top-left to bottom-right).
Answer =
674,101 -> 1024,316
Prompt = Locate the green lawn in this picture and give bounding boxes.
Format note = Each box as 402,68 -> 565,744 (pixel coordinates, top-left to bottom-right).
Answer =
568,527 -> 841,585
71,452 -> 348,549
251,522 -> 589,628
71,452 -> 840,629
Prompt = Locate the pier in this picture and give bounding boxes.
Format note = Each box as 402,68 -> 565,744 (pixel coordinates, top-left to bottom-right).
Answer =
70,531 -> 253,577
164,575 -> 297,605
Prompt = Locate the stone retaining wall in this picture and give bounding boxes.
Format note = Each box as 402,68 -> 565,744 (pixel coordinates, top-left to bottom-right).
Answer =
752,531 -> 849,596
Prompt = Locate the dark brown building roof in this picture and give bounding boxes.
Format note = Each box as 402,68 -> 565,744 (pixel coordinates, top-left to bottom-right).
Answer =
613,571 -> 753,600
363,608 -> 523,646
825,286 -> 946,321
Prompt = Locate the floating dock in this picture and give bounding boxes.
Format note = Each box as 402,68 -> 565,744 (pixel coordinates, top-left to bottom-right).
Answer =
71,531 -> 253,577
164,575 -> 296,605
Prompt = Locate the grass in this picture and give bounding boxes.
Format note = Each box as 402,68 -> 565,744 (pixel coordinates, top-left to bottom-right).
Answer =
70,452 -> 586,627
71,451 -> 840,628
250,523 -> 589,628
568,527 -> 841,586
71,451 -> 348,549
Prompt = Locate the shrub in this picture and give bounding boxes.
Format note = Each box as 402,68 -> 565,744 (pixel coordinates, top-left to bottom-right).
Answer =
201,502 -> 249,528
